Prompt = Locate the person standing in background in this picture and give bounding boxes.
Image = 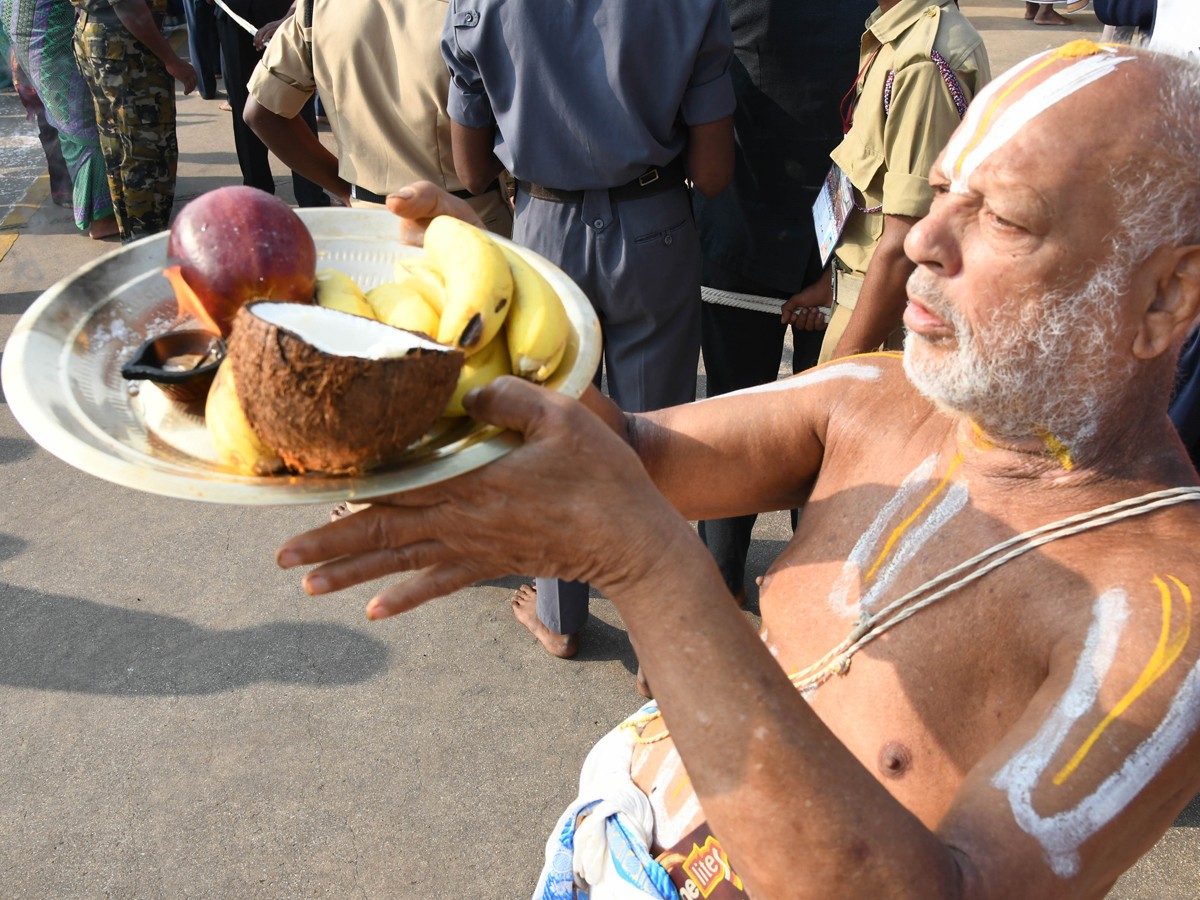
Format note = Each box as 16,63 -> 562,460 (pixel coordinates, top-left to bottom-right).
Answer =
695,0 -> 873,613
442,0 -> 735,661
244,0 -> 510,231
2,0 -> 118,238
71,0 -> 196,241
812,0 -> 989,362
180,0 -> 219,99
214,0 -> 326,208
1024,1 -> 1091,26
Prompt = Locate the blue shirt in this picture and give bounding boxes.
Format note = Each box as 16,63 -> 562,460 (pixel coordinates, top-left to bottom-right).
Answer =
442,0 -> 736,190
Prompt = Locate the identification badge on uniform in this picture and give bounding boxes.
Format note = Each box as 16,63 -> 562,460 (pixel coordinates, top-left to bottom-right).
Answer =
813,163 -> 855,267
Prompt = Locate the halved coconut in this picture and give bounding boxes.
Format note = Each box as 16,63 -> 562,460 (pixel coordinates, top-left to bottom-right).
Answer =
226,301 -> 464,473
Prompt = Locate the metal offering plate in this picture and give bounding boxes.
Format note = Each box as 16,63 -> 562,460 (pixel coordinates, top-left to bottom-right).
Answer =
2,208 -> 601,505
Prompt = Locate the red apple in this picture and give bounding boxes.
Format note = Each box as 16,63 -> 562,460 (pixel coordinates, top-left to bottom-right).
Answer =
166,186 -> 317,336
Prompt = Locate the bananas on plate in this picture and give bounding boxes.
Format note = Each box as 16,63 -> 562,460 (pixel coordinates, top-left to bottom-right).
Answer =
318,218 -> 571,417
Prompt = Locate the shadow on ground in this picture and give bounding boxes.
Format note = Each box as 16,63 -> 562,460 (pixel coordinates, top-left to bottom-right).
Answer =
1,289 -> 43,316
0,580 -> 389,695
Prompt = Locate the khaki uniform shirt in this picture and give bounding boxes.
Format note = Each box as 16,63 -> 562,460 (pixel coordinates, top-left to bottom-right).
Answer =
831,0 -> 990,276
248,0 -> 469,199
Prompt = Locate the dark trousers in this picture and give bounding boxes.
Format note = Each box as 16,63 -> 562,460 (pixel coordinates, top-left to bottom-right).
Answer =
1170,329 -> 1200,470
696,267 -> 824,596
182,0 -> 221,99
215,12 -> 328,207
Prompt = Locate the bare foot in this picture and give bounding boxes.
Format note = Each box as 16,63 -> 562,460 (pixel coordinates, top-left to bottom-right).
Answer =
1024,2 -> 1038,19
1034,7 -> 1072,24
88,216 -> 120,240
218,100 -> 233,112
510,584 -> 579,659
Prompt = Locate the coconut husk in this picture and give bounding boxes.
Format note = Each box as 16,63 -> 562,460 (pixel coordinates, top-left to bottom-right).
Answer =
226,303 -> 464,474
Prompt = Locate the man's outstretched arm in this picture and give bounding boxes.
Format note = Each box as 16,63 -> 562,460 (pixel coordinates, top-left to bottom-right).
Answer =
275,376 -> 1200,897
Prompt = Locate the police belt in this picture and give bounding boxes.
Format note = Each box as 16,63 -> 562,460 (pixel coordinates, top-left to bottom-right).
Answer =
518,158 -> 685,204
350,180 -> 500,205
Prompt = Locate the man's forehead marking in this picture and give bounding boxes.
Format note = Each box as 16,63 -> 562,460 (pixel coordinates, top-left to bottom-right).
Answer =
944,42 -> 1132,194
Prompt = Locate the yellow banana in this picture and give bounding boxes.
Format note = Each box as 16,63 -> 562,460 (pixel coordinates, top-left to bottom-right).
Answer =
442,330 -> 511,417
315,268 -> 376,319
424,216 -> 512,356
500,245 -> 570,382
366,282 -> 441,337
205,361 -> 284,475
394,257 -> 447,314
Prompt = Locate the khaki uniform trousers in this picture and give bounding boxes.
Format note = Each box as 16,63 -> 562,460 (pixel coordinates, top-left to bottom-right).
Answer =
818,267 -> 906,363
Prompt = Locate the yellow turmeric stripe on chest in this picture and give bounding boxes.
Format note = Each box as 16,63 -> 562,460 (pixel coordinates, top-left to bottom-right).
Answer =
1053,575 -> 1193,785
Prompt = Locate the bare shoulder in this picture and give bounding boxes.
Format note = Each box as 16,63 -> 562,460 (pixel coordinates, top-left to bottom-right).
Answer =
634,353 -> 935,518
815,351 -> 944,451
775,351 -> 936,429
938,526 -> 1200,898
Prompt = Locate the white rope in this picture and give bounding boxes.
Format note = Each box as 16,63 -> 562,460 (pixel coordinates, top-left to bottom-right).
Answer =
700,285 -> 831,322
791,486 -> 1200,691
627,485 -> 1200,744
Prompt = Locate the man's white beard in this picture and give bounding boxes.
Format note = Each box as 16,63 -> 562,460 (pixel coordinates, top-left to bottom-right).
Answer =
902,260 -> 1135,449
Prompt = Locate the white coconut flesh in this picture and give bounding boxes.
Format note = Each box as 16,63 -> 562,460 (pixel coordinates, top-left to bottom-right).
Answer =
250,302 -> 449,359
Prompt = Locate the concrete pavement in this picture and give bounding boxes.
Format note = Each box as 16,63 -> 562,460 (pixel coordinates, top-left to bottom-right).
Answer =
0,3 -> 1196,897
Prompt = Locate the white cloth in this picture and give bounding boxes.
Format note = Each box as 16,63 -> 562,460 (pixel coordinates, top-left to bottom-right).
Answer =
533,706 -> 678,900
1149,0 -> 1200,58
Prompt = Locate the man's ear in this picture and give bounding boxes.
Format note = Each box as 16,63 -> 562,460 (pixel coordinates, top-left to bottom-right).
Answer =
1133,244 -> 1200,359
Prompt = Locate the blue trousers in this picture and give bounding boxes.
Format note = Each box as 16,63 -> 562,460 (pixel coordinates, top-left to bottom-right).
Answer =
181,0 -> 220,99
513,183 -> 702,634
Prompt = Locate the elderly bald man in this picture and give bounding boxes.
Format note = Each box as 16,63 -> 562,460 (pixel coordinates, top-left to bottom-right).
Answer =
278,44 -> 1200,898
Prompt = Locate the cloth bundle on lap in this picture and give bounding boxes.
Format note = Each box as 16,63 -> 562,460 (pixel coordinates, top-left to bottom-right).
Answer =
535,708 -> 678,900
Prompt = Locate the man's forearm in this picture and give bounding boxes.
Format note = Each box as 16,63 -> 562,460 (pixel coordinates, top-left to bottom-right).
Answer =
113,0 -> 183,65
686,116 -> 734,197
450,121 -> 505,194
831,214 -> 917,358
244,97 -> 349,199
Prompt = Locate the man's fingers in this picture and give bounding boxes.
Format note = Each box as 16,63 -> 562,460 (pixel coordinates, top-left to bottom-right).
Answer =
365,562 -> 482,620
277,504 -> 433,570
300,540 -> 445,596
385,181 -> 484,245
461,375 -> 564,436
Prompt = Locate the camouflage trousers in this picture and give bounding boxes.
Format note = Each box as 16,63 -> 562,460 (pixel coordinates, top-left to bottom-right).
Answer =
73,13 -> 178,241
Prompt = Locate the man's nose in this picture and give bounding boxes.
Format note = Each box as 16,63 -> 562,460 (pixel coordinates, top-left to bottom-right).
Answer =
904,205 -> 962,277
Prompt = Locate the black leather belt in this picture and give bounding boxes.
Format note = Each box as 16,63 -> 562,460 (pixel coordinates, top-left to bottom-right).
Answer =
519,158 -> 686,204
350,180 -> 500,205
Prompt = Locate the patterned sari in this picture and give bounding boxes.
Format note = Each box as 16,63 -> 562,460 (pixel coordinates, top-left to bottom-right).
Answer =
1,0 -> 113,229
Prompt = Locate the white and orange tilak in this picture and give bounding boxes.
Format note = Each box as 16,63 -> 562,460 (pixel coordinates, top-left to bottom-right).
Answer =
942,41 -> 1134,194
